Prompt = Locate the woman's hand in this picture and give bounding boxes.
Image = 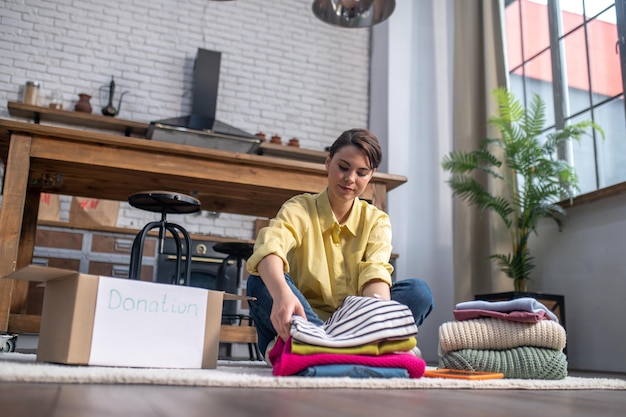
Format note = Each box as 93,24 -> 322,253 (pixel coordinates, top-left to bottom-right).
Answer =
270,290 -> 306,341
258,254 -> 307,341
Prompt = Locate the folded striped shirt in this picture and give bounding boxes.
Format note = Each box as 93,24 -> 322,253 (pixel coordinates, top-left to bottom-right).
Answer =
289,296 -> 418,348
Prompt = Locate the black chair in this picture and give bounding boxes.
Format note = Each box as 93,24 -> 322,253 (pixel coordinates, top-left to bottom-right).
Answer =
127,191 -> 201,284
213,241 -> 254,293
213,241 -> 261,360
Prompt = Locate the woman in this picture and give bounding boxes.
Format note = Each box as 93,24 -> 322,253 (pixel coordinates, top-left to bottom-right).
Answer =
246,128 -> 434,359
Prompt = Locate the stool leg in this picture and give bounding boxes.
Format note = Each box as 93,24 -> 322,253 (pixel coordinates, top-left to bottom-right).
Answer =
216,257 -> 228,291
245,315 -> 261,361
164,223 -> 193,286
129,221 -> 162,280
217,254 -> 239,324
167,228 -> 184,285
129,233 -> 143,280
157,210 -> 167,254
217,257 -> 236,359
217,254 -> 239,293
180,227 -> 193,287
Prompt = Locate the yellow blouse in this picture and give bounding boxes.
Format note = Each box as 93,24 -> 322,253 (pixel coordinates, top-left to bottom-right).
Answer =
246,189 -> 393,320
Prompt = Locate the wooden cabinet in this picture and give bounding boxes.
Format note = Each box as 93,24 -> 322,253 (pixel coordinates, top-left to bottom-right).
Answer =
87,261 -> 153,281
32,229 -> 84,281
18,225 -> 157,325
33,225 -> 157,281
88,234 -> 155,281
90,234 -> 155,257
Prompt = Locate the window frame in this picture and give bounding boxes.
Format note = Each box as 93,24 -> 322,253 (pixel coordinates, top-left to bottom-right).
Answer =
505,0 -> 626,206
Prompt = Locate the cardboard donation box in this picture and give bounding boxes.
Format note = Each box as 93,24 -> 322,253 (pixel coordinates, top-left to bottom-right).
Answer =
4,265 -> 233,369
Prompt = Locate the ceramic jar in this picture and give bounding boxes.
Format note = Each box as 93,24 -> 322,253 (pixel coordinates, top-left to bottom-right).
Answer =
22,81 -> 40,105
75,93 -> 93,113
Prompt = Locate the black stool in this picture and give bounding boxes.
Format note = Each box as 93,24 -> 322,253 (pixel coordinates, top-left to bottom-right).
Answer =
213,241 -> 260,360
213,242 -> 255,293
128,191 -> 201,284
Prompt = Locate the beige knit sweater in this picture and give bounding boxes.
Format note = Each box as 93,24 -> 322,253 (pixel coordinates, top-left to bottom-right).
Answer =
438,318 -> 566,354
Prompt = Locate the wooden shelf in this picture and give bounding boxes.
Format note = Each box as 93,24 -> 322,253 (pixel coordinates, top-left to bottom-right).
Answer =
7,101 -> 149,137
7,102 -> 330,162
258,142 -> 328,164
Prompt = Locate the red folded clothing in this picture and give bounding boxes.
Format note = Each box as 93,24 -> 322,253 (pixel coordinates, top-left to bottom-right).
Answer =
268,337 -> 426,378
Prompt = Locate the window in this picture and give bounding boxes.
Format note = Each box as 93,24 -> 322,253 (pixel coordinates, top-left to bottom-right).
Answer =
505,0 -> 626,196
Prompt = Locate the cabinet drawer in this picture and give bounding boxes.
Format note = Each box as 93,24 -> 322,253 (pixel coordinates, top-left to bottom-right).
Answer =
32,256 -> 81,271
35,229 -> 83,250
91,234 -> 156,256
88,261 -> 153,282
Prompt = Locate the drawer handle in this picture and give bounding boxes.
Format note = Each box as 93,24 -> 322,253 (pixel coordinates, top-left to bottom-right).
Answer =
165,255 -> 234,264
114,239 -> 133,253
32,258 -> 49,267
111,265 -> 130,278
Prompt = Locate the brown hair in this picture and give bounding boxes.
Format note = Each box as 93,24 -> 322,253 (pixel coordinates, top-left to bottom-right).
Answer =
328,128 -> 382,169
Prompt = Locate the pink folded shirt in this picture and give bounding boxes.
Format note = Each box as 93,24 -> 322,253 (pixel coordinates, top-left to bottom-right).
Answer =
268,337 -> 426,378
453,308 -> 552,323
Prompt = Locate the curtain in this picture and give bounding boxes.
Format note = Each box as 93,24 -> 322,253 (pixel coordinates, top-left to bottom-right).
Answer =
451,0 -> 509,303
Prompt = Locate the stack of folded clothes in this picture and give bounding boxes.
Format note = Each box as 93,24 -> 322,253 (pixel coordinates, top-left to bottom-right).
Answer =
437,298 -> 568,379
267,296 -> 427,378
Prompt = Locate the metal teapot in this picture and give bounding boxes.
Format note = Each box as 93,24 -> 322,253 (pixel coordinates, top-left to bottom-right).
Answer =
100,76 -> 128,117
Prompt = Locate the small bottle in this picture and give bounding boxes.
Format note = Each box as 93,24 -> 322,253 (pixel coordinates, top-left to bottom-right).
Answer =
49,90 -> 63,110
23,81 -> 40,105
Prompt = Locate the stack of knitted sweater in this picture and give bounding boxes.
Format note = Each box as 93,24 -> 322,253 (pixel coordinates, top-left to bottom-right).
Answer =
267,296 -> 427,378
437,298 -> 567,379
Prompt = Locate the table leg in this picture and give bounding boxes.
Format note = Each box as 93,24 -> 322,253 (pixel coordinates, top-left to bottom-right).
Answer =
0,133 -> 33,332
11,190 -> 40,314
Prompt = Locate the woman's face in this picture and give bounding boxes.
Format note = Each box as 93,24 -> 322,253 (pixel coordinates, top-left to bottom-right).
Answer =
325,144 -> 375,204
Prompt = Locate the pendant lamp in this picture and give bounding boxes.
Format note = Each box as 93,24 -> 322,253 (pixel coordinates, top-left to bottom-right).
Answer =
312,0 -> 396,28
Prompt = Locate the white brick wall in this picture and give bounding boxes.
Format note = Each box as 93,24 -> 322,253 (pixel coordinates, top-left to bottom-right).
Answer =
0,0 -> 371,240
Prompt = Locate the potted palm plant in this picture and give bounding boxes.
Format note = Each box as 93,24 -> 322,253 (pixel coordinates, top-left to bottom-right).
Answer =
442,87 -> 602,300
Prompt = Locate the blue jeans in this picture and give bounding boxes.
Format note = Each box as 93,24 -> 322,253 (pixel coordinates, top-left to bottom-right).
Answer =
246,274 -> 434,356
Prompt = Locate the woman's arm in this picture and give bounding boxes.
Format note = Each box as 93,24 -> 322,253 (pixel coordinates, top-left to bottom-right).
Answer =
358,212 -> 393,300
257,254 -> 306,341
361,279 -> 391,300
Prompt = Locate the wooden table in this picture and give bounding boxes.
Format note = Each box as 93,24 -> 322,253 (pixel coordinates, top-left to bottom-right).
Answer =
0,119 -> 407,333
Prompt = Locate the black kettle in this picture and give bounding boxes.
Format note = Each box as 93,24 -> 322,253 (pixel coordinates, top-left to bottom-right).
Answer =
100,77 -> 128,117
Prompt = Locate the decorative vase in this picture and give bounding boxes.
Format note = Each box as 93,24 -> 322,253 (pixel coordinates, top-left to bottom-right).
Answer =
288,138 -> 300,147
270,135 -> 282,145
255,132 -> 267,142
75,93 -> 93,113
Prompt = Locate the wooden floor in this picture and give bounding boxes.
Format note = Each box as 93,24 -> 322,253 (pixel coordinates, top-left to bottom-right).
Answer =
1,370 -> 625,417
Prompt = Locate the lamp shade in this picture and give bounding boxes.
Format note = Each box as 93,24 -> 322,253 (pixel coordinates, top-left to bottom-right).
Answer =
312,0 -> 396,28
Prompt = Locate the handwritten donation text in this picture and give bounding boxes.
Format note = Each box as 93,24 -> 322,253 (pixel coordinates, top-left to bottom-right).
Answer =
107,289 -> 199,317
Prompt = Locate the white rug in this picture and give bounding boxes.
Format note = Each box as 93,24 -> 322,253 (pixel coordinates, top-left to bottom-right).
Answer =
1,352 -> 625,390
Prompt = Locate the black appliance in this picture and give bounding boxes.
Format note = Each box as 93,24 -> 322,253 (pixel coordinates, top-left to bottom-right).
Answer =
155,237 -> 239,319
146,48 -> 261,153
